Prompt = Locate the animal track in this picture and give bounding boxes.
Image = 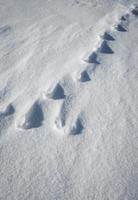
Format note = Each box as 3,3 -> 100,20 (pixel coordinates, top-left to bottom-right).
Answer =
87,52 -> 100,64
121,16 -> 127,21
115,24 -> 127,32
70,116 -> 84,135
0,104 -> 15,137
99,40 -> 114,54
12,5 -> 138,135
0,104 -> 15,120
55,94 -> 73,129
47,83 -> 65,100
0,25 -> 11,35
131,6 -> 138,16
18,100 -> 44,129
71,7 -> 138,136
78,69 -> 91,82
121,14 -> 129,21
56,6 -> 137,135
102,31 -> 115,41
4,104 -> 15,116
83,8 -> 134,79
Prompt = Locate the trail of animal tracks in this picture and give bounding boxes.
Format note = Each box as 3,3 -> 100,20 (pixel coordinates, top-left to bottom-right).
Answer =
0,0 -> 138,199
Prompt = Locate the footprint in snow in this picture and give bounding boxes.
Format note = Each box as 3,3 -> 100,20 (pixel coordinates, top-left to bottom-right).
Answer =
121,14 -> 130,21
70,116 -> 84,135
131,6 -> 138,16
18,100 -> 44,130
0,104 -> 15,137
78,69 -> 91,82
101,31 -> 115,41
115,24 -> 127,32
86,52 -> 100,64
99,40 -> 114,54
55,94 -> 73,129
54,77 -> 75,130
0,104 -> 15,120
0,25 -> 11,35
47,83 -> 65,100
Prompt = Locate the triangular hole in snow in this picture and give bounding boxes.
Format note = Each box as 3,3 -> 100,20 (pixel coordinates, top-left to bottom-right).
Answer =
70,117 -> 84,135
19,101 -> 44,129
87,52 -> 100,64
99,40 -> 114,54
47,83 -> 65,100
116,24 -> 127,32
79,70 -> 91,82
102,32 -> 115,41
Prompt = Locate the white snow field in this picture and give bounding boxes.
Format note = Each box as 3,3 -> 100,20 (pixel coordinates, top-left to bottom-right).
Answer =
0,0 -> 138,199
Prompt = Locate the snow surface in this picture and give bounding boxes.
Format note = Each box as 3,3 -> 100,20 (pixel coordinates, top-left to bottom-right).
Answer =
0,0 -> 138,199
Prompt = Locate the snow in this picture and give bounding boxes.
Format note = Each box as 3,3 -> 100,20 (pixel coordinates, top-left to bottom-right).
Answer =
0,0 -> 138,199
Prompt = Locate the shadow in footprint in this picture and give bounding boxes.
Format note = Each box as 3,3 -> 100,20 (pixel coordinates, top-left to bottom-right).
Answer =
4,104 -> 15,116
0,104 -> 15,137
70,117 -> 83,135
47,83 -> 65,100
132,7 -> 138,16
0,104 -> 15,120
121,13 -> 130,21
19,101 -> 44,129
0,25 -> 11,35
99,40 -> 114,54
79,70 -> 91,82
121,16 -> 127,21
87,52 -> 100,64
116,24 -> 127,32
102,32 -> 115,41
